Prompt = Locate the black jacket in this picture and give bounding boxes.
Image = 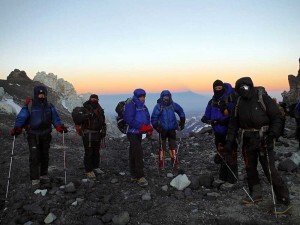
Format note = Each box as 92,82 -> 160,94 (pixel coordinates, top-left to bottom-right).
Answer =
226,87 -> 283,143
82,101 -> 105,131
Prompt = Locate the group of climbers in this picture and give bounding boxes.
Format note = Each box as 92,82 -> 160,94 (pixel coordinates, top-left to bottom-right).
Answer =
10,77 -> 292,214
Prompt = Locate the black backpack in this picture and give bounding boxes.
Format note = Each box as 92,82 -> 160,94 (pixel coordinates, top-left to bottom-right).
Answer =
115,98 -> 133,134
72,107 -> 89,125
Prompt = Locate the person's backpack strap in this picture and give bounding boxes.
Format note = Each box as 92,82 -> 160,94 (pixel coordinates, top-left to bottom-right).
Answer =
257,86 -> 267,112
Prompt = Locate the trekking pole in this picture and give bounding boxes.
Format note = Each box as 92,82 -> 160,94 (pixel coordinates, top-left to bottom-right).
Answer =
159,133 -> 164,170
150,137 -> 160,177
63,131 -> 67,185
5,136 -> 16,203
265,149 -> 277,217
216,151 -> 254,203
172,132 -> 182,169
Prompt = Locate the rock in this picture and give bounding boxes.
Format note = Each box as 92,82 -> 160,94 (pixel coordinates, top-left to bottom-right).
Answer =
85,217 -> 104,225
220,182 -> 235,191
23,204 -> 44,214
7,69 -> 31,82
44,212 -> 57,224
170,174 -> 191,190
290,152 -> 300,166
111,178 -> 119,184
174,191 -> 185,200
97,204 -> 109,215
278,158 -> 298,172
184,188 -> 192,197
199,173 -> 214,188
64,182 -> 76,193
161,185 -> 168,191
167,173 -> 174,178
142,193 -> 151,201
112,211 -> 130,225
212,179 -> 225,188
102,213 -> 113,223
189,176 -> 200,190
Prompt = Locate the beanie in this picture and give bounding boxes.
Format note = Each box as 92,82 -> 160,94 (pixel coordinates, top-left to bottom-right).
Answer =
89,94 -> 99,100
213,80 -> 223,88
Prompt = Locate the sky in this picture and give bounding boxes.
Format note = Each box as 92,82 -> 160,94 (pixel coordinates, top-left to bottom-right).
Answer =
0,0 -> 299,95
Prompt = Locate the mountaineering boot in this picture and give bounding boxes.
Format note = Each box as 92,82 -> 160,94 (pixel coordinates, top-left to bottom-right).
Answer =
170,150 -> 179,167
274,203 -> 292,215
158,149 -> 165,169
137,177 -> 148,187
86,171 -> 96,180
274,197 -> 292,215
94,168 -> 104,174
241,185 -> 263,204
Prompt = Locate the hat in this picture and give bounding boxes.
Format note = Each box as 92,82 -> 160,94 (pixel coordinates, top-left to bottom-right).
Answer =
213,80 -> 223,88
89,94 -> 98,100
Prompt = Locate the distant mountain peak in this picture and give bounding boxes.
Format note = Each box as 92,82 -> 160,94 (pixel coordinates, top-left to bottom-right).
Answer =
7,69 -> 31,82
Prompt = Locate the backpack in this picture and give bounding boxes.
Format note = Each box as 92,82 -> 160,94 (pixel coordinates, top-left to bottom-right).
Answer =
115,98 -> 133,134
234,86 -> 266,117
72,107 -> 89,125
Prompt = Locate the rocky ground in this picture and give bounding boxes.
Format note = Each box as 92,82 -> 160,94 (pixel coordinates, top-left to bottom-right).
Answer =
0,115 -> 300,225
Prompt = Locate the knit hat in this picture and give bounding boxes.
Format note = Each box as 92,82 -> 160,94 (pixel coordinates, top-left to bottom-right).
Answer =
89,94 -> 99,100
213,80 -> 224,88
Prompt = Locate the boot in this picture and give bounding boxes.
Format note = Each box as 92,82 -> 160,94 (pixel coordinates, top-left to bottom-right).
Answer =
170,150 -> 179,167
158,149 -> 165,169
241,184 -> 263,204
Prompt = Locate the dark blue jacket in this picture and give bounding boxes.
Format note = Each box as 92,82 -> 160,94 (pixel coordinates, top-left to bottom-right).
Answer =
151,90 -> 185,131
14,86 -> 62,135
123,89 -> 151,134
203,83 -> 234,135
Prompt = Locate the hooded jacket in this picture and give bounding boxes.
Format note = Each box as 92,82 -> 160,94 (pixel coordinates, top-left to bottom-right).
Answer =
226,77 -> 284,142
14,86 -> 62,135
203,83 -> 235,135
81,100 -> 105,131
123,89 -> 151,134
151,90 -> 185,131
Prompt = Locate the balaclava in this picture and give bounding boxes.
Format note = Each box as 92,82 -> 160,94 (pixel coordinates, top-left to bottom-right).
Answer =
213,79 -> 225,99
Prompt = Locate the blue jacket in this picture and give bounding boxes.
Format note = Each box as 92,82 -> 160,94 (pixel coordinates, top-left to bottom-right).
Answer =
123,88 -> 151,134
14,86 -> 62,135
203,83 -> 234,135
151,90 -> 185,131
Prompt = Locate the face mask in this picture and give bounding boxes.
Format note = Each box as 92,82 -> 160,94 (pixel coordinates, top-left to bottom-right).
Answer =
213,89 -> 225,99
238,85 -> 251,98
38,97 -> 45,102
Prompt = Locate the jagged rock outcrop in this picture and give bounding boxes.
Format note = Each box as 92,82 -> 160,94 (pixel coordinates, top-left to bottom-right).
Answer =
33,71 -> 83,112
281,58 -> 300,105
6,69 -> 31,82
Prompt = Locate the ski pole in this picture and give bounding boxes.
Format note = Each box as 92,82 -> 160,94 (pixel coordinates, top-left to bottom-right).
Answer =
265,148 -> 277,217
216,151 -> 254,203
63,131 -> 67,185
158,133 -> 164,170
5,136 -> 16,201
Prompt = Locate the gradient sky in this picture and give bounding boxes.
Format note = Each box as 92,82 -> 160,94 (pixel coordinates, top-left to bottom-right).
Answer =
0,0 -> 299,94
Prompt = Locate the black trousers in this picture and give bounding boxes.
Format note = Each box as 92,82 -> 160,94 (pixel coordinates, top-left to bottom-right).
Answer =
160,129 -> 177,151
27,133 -> 52,180
214,133 -> 238,184
127,133 -> 144,179
82,132 -> 101,172
242,134 -> 289,203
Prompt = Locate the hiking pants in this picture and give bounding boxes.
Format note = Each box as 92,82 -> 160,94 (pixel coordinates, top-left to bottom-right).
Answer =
127,133 -> 144,179
242,133 -> 289,203
215,133 -> 238,184
160,129 -> 177,151
82,132 -> 101,172
27,133 -> 52,180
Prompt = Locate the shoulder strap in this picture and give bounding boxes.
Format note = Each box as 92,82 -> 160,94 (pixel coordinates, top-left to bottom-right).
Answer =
257,87 -> 266,111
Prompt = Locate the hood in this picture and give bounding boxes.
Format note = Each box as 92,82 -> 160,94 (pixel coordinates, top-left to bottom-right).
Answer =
235,77 -> 254,90
133,88 -> 146,98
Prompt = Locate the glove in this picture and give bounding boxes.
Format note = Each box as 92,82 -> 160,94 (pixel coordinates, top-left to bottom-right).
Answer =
24,98 -> 32,104
56,124 -> 68,133
179,117 -> 185,130
201,116 -> 208,124
10,127 -> 22,136
211,120 -> 220,126
265,134 -> 275,151
139,124 -> 153,133
75,125 -> 81,132
147,130 -> 153,136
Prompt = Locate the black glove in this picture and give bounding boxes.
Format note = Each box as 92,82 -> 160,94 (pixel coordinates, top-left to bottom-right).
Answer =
201,116 -> 209,124
179,117 -> 185,130
211,120 -> 220,126
265,134 -> 275,151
